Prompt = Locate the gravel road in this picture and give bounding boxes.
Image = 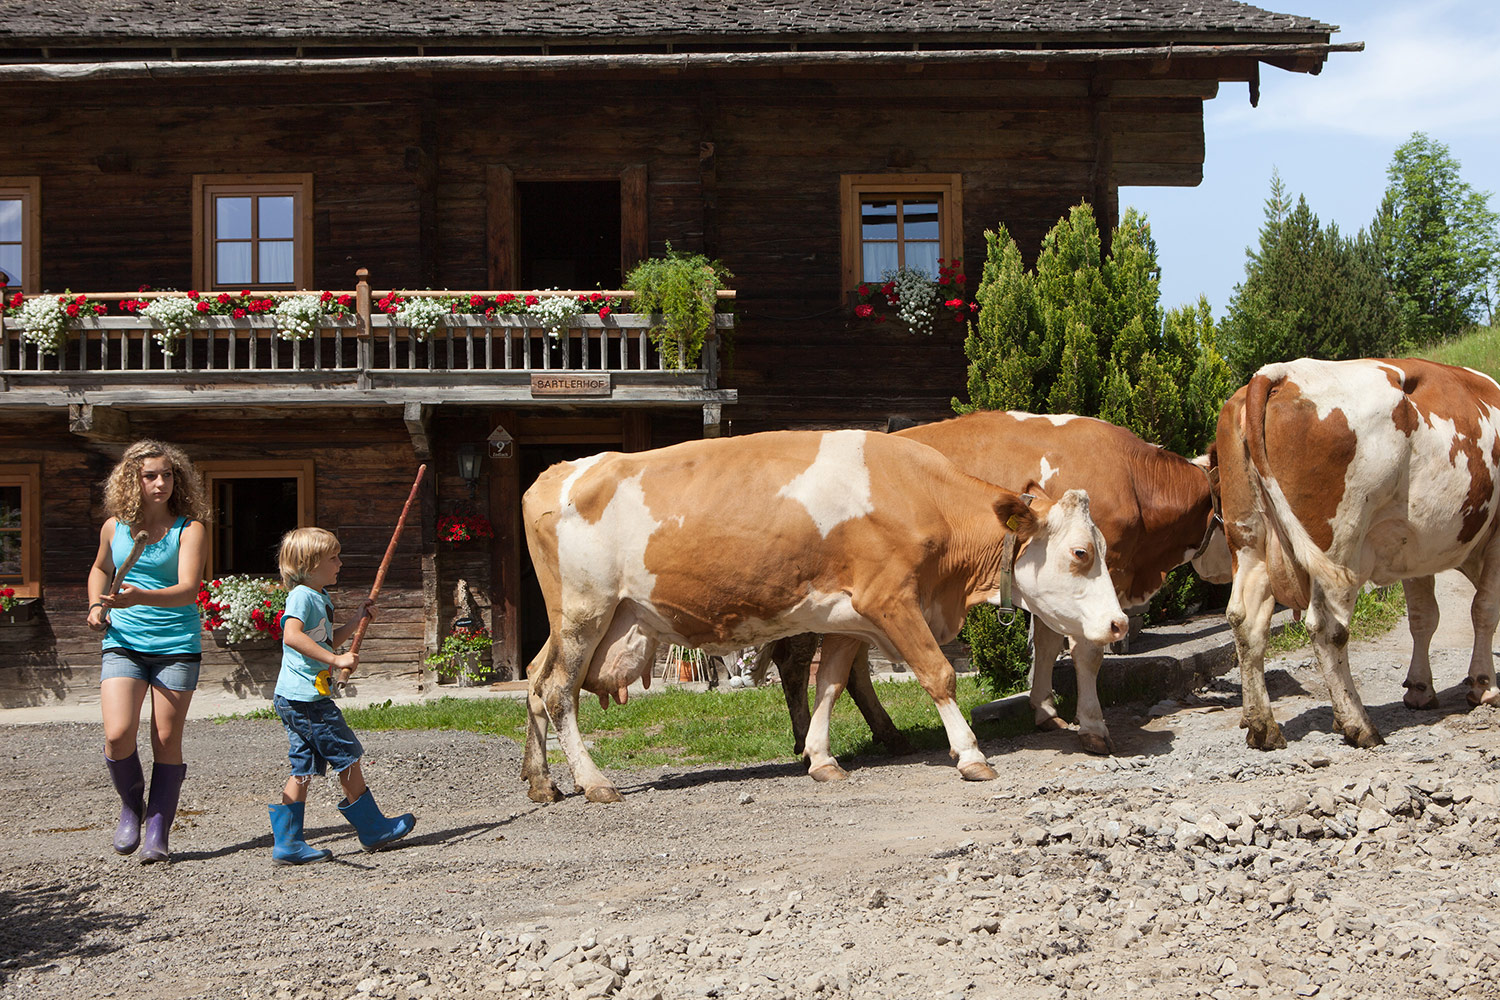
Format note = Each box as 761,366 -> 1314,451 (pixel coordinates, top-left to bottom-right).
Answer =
2,573 -> 1498,1000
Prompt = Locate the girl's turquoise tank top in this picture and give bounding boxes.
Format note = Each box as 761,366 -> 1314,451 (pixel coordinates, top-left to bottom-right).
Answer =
102,517 -> 202,655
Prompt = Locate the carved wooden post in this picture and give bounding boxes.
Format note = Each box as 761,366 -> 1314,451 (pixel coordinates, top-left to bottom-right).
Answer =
355,267 -> 373,382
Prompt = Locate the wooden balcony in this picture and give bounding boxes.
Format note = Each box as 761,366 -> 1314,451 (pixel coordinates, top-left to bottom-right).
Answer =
0,277 -> 736,418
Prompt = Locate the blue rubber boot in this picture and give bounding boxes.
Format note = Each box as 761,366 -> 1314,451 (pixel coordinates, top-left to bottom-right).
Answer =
337,789 -> 415,852
269,802 -> 333,866
104,751 -> 145,855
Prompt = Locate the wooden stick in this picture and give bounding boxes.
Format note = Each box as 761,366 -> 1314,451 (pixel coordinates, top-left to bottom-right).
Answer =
91,529 -> 148,632
335,464 -> 427,687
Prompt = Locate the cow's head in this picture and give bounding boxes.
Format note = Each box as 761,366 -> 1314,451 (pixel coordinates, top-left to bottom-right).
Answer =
1006,488 -> 1128,646
1189,454 -> 1232,584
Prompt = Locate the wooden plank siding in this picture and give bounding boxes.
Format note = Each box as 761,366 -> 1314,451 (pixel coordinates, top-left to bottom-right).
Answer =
0,62 -> 1219,692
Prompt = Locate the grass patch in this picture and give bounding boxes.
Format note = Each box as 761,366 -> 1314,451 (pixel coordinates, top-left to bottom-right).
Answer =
1267,583 -> 1407,655
1413,324 -> 1500,380
310,676 -> 1029,771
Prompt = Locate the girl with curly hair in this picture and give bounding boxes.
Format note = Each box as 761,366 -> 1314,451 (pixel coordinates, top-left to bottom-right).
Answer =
86,440 -> 211,863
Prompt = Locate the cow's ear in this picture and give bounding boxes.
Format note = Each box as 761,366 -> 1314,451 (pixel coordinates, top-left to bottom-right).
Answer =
996,494 -> 1039,538
1020,481 -> 1054,503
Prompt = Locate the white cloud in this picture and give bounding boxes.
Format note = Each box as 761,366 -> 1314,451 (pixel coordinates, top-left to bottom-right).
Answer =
1211,0 -> 1500,139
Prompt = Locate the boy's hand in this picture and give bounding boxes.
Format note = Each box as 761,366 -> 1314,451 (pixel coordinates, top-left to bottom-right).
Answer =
359,599 -> 378,622
332,651 -> 358,672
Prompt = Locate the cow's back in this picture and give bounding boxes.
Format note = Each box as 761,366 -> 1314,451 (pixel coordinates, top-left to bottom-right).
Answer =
897,410 -> 1211,605
1227,357 -> 1500,588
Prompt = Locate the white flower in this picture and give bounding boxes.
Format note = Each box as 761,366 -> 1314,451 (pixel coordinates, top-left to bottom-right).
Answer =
16,295 -> 71,355
395,296 -> 449,342
200,575 -> 286,644
530,293 -> 582,340
273,295 -> 326,341
889,266 -> 938,333
141,296 -> 199,354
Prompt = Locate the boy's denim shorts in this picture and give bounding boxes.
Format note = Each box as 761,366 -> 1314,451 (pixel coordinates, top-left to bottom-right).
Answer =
272,694 -> 364,777
100,648 -> 202,692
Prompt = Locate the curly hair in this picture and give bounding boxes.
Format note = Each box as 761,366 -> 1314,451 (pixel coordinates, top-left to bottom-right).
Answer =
278,526 -> 341,589
102,440 -> 213,527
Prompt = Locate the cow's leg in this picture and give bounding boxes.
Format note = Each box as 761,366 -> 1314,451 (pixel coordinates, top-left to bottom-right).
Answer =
1030,619 -> 1068,732
540,619 -> 624,803
773,635 -> 816,756
1466,552 -> 1500,707
1307,583 -> 1383,748
803,635 -> 860,782
521,638 -> 564,803
1228,549 -> 1284,750
1402,576 -> 1440,710
845,645 -> 913,755
1071,639 -> 1113,756
866,606 -> 996,781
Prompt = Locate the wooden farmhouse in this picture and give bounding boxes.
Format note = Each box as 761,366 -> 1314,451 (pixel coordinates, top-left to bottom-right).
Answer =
0,1 -> 1350,705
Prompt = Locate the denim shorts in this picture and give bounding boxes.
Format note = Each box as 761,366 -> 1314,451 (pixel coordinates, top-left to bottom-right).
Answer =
100,648 -> 202,692
272,694 -> 364,777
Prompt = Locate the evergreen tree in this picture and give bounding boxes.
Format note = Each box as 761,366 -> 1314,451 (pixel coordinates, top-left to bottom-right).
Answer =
1377,132 -> 1500,341
1221,171 -> 1397,380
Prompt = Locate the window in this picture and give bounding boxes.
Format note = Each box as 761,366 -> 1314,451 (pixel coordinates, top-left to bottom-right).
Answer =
196,461 -> 315,578
0,464 -> 41,598
193,174 -> 313,291
0,178 -> 41,294
840,174 -> 963,291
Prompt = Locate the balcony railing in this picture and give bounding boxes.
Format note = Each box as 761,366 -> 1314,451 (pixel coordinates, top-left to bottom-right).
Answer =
0,271 -> 733,390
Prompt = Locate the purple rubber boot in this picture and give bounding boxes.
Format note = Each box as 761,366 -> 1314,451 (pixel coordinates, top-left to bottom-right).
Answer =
104,751 -> 145,855
139,762 -> 187,864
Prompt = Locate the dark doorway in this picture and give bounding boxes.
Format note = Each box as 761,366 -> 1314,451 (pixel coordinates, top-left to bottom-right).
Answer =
516,180 -> 622,290
518,441 -> 614,672
213,477 -> 299,576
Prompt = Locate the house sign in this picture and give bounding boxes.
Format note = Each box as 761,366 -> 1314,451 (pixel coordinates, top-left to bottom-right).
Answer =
530,373 -> 613,397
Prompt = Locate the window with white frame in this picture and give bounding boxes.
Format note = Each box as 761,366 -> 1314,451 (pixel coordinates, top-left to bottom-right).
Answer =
193,174 -> 313,291
0,178 -> 41,294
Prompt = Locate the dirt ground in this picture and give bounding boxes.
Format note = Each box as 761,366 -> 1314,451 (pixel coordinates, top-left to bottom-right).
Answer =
2,572 -> 1498,1000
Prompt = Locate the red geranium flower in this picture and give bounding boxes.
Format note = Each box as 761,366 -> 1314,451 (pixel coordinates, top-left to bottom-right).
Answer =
854,303 -> 874,318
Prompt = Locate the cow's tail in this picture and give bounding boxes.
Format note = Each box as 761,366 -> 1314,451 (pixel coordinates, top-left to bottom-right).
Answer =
1240,366 -> 1357,596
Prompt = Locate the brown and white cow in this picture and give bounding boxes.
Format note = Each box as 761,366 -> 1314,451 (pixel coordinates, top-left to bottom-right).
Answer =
1214,357 -> 1500,750
766,411 -> 1229,755
520,428 -> 1128,803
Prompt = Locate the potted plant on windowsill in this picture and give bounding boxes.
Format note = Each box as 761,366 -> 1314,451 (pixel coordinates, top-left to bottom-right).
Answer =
0,588 -> 40,625
425,620 -> 494,687
623,245 -> 733,370
197,576 -> 287,648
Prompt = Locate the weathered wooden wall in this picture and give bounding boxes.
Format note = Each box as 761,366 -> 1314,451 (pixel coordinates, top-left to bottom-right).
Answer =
0,408 -> 430,707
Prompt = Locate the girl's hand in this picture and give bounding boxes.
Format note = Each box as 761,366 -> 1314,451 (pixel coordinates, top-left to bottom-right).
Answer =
87,603 -> 107,632
101,585 -> 142,610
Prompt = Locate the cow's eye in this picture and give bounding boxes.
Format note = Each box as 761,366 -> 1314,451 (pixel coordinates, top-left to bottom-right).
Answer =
1071,547 -> 1091,567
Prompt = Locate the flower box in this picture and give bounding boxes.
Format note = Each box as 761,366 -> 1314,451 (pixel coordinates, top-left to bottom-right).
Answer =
0,598 -> 40,625
210,627 -> 277,650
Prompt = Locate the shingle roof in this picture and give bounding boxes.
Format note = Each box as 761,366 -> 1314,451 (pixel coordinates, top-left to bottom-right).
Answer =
0,1 -> 1336,49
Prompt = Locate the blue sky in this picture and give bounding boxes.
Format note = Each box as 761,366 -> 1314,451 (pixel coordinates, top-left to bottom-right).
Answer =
1122,0 -> 1500,318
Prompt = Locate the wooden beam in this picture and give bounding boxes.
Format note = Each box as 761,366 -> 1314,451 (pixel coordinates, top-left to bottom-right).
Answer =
403,401 -> 432,460
486,164 -> 516,289
489,410 -> 521,679
1089,74 -> 1118,250
621,164 -> 648,271
68,403 -> 132,442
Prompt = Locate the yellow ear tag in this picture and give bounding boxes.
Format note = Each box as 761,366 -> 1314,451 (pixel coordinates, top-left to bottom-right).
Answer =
1006,514 -> 1022,532
314,670 -> 332,696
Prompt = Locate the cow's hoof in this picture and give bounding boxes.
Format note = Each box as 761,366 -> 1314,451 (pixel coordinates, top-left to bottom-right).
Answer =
584,786 -> 624,804
1243,721 -> 1287,751
526,782 -> 564,804
958,760 -> 998,781
809,763 -> 848,782
1035,714 -> 1069,732
1080,732 -> 1114,756
1342,726 -> 1385,749
1467,679 -> 1499,707
1403,687 -> 1438,710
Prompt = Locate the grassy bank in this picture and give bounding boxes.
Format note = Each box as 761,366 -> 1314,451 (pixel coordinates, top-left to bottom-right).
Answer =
1267,583 -> 1407,655
1414,323 -> 1499,378
328,675 -> 1026,771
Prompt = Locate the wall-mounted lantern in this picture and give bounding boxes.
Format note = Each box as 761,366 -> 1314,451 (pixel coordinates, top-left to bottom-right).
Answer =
457,443 -> 483,499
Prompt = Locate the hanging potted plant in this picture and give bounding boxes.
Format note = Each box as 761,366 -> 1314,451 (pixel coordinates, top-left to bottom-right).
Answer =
623,244 -> 733,370
0,587 -> 39,625
197,576 -> 287,647
424,621 -> 494,686
438,510 -> 494,545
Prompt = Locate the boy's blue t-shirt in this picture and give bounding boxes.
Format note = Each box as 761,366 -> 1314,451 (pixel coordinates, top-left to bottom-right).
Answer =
275,584 -> 336,702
